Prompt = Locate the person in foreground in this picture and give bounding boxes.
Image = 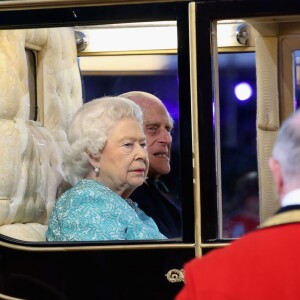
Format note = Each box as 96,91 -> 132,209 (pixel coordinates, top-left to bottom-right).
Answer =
119,91 -> 182,238
176,108 -> 300,300
46,96 -> 166,241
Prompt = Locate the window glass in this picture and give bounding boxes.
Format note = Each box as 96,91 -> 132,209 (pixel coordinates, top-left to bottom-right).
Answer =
26,49 -> 37,120
80,59 -> 180,195
293,50 -> 300,110
0,21 -> 183,243
218,52 -> 259,238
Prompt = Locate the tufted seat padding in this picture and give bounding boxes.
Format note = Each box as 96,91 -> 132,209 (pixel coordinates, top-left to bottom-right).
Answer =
0,27 -> 82,241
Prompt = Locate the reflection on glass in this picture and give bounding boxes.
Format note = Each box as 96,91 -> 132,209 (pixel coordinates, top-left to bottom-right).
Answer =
79,55 -> 181,239
293,50 -> 300,110
0,22 -> 181,242
26,49 -> 37,121
218,52 -> 259,238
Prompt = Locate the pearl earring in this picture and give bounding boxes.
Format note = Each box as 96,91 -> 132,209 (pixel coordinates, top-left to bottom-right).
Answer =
95,167 -> 100,175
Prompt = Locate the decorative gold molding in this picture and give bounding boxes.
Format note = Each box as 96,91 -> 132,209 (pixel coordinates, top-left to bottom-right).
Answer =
165,268 -> 185,283
0,0 -> 186,11
260,210 -> 300,229
188,2 -> 201,258
78,49 -> 177,56
0,240 -> 195,252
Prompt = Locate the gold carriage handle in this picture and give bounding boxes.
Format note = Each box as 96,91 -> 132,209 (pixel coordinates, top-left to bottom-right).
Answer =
165,269 -> 185,283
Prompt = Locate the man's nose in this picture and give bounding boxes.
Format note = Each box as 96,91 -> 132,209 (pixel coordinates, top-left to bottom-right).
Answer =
158,129 -> 172,144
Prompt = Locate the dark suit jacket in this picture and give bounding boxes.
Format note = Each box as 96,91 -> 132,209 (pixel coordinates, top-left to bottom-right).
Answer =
176,205 -> 300,300
130,179 -> 182,238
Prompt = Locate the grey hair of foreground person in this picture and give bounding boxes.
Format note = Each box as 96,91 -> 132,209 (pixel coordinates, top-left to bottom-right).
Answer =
271,109 -> 300,181
63,96 -> 144,185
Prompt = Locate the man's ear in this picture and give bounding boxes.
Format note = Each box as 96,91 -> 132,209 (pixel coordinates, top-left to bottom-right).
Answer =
269,157 -> 283,194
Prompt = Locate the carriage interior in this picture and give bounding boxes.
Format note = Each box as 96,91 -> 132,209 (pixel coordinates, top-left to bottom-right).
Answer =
0,27 -> 82,241
0,10 -> 300,244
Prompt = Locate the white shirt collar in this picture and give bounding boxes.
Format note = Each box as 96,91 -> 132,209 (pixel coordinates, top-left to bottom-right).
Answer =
281,188 -> 300,207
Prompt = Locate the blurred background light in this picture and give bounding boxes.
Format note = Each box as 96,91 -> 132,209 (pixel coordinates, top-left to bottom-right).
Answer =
234,82 -> 252,101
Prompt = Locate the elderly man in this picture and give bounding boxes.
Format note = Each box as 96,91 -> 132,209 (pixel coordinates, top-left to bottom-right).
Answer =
120,91 -> 181,238
176,108 -> 300,300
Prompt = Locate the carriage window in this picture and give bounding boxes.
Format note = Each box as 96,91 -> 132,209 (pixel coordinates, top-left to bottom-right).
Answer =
76,22 -> 181,240
26,49 -> 37,120
78,54 -> 179,195
0,21 -> 182,243
218,52 -> 259,239
294,50 -> 300,109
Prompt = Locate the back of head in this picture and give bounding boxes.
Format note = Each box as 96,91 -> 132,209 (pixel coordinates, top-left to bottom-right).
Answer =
64,96 -> 143,185
272,109 -> 300,181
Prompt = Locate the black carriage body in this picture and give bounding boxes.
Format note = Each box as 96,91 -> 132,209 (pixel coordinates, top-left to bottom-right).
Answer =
0,2 -> 195,299
0,0 -> 300,299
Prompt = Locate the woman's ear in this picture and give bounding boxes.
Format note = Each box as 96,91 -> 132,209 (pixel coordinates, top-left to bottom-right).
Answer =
86,150 -> 100,169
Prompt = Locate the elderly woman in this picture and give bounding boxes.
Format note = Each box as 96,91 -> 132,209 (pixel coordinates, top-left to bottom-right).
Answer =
46,96 -> 166,241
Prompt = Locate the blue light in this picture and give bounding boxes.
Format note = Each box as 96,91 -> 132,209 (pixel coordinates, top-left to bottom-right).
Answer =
234,82 -> 252,101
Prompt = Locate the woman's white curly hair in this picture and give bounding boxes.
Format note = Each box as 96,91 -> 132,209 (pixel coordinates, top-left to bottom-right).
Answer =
63,96 -> 143,185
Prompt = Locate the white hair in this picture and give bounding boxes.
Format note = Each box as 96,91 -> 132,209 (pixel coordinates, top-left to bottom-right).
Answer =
119,91 -> 174,127
63,96 -> 143,185
272,109 -> 300,180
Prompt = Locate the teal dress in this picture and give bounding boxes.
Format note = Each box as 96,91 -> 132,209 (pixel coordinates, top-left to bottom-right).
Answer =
46,179 -> 166,241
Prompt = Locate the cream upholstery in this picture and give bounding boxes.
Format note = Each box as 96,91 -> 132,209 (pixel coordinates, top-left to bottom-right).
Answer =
0,27 -> 82,241
255,35 -> 280,222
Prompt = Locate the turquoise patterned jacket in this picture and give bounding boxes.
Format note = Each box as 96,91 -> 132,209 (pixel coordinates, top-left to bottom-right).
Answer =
46,179 -> 166,241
